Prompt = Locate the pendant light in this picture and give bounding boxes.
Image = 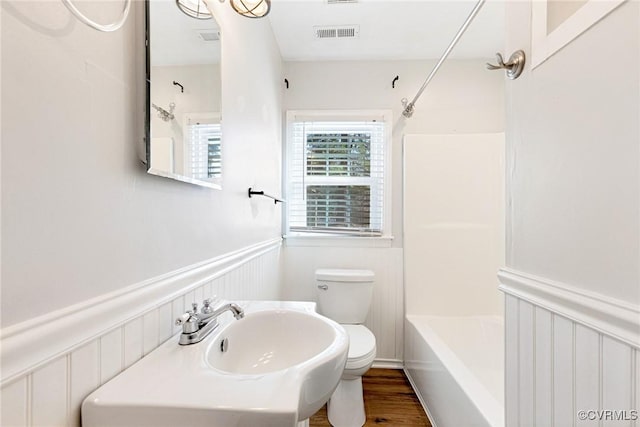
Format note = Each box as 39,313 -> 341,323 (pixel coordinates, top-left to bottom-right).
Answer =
176,0 -> 212,19
229,0 -> 271,18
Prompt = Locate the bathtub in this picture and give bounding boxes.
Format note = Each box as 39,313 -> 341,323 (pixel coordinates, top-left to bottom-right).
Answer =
404,315 -> 504,427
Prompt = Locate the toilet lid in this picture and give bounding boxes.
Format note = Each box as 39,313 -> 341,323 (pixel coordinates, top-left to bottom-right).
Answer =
343,325 -> 376,361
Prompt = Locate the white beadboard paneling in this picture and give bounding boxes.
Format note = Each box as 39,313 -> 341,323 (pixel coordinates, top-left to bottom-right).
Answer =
124,319 -> 143,369
505,294 -> 519,427
534,307 -> 553,427
194,286 -> 204,305
393,249 -> 404,361
32,357 -> 68,427
183,291 -> 195,313
518,300 -> 535,427
1,378 -> 28,427
503,286 -> 639,427
157,303 -> 173,344
553,315 -> 574,427
143,310 -> 159,356
204,281 -> 213,300
172,296 -> 185,336
602,336 -> 633,427
70,341 -> 100,427
575,324 -> 600,427
100,328 -> 123,384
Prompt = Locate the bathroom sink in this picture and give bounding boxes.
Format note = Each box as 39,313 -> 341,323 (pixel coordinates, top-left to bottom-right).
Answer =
82,301 -> 349,427
208,309 -> 342,375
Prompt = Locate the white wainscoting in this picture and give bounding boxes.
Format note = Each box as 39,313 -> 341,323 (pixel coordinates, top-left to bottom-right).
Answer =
500,268 -> 640,427
0,239 -> 282,427
281,244 -> 404,366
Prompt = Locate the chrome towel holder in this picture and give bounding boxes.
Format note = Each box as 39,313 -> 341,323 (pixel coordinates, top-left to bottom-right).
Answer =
486,50 -> 526,80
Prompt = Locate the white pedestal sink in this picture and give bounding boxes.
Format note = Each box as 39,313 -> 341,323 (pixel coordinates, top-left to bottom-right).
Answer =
82,301 -> 348,427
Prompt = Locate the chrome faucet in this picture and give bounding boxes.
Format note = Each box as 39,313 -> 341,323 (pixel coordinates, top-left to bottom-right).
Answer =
175,299 -> 244,345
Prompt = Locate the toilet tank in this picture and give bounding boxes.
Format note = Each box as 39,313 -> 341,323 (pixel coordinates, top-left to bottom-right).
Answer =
315,269 -> 375,324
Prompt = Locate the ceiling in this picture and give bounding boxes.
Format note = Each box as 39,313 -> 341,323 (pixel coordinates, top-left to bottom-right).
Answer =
150,0 -> 221,67
268,0 -> 505,62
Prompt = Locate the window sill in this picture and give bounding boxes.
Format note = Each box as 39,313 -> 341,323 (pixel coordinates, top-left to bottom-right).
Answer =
283,234 -> 394,248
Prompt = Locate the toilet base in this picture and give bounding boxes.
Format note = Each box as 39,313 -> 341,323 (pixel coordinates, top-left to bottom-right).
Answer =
327,377 -> 365,427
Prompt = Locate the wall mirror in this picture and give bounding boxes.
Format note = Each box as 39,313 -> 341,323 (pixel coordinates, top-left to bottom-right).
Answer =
145,0 -> 222,189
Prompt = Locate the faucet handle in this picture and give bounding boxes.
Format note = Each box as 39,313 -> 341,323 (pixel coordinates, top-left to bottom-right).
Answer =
202,298 -> 214,314
191,302 -> 198,313
175,312 -> 190,326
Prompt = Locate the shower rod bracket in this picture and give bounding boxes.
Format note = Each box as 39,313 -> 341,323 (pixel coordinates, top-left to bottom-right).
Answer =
486,50 -> 526,80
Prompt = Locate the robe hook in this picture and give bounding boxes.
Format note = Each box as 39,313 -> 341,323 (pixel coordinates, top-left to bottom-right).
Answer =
486,50 -> 525,80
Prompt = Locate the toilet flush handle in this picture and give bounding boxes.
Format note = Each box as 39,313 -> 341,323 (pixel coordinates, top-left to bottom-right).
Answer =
317,284 -> 328,291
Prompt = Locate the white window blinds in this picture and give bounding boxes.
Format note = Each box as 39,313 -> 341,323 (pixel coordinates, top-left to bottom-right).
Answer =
185,117 -> 221,181
288,119 -> 386,236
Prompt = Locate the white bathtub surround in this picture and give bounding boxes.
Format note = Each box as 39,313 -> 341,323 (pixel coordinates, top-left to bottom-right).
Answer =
403,133 -> 506,318
405,315 -> 504,427
0,240 -> 282,427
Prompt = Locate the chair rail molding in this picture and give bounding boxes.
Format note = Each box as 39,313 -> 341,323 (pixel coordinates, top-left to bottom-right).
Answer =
498,268 -> 640,348
0,238 -> 282,387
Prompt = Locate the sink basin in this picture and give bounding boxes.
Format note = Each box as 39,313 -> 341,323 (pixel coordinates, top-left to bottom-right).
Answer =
208,309 -> 341,375
82,301 -> 349,427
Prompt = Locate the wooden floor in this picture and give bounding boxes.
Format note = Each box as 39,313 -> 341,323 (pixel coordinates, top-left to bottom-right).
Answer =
309,368 -> 431,427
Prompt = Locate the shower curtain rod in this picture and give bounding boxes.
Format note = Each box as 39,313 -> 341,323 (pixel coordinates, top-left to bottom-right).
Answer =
402,0 -> 486,118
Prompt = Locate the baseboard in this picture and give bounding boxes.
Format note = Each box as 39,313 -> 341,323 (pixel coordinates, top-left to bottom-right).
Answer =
498,267 -> 640,348
372,359 -> 404,369
0,238 -> 282,386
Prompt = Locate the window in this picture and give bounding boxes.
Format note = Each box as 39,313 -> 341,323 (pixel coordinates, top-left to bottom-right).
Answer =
184,113 -> 221,185
286,111 -> 391,237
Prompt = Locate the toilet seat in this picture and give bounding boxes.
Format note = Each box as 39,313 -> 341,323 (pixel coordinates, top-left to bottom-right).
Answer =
342,325 -> 376,370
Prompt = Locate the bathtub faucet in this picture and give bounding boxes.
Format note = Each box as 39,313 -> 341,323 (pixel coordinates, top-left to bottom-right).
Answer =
175,299 -> 244,345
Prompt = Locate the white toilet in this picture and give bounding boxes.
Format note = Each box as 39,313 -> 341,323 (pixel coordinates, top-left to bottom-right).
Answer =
315,269 -> 377,427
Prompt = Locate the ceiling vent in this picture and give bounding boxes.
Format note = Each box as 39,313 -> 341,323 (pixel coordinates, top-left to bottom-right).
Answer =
327,0 -> 358,3
195,30 -> 220,42
314,25 -> 360,39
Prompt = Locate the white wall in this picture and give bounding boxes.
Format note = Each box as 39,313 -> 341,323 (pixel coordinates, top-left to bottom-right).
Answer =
0,0 -> 284,326
505,1 -> 639,304
502,1 -> 640,425
404,133 -> 505,317
281,60 -> 505,363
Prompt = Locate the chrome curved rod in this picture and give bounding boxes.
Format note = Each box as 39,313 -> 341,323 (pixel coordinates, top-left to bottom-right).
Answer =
61,0 -> 131,32
402,0 -> 486,118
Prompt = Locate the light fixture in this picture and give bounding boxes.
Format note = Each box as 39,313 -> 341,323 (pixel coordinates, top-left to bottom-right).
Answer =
229,0 -> 271,18
176,0 -> 212,20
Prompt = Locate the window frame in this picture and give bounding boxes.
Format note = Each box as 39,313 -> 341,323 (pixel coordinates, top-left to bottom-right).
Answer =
284,110 -> 393,240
